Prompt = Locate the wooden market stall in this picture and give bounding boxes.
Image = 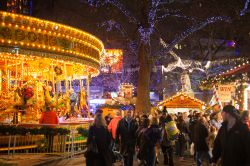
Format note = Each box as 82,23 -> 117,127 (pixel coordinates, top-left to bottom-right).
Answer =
157,92 -> 206,114
200,60 -> 250,110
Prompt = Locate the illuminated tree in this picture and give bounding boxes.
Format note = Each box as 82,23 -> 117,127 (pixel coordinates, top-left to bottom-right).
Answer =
86,0 -> 249,114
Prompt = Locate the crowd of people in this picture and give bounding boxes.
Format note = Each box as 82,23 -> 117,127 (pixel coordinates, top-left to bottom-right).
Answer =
85,104 -> 250,166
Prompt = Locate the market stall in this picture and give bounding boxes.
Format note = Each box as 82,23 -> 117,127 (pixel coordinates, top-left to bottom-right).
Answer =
157,92 -> 206,114
0,11 -> 103,124
200,59 -> 250,110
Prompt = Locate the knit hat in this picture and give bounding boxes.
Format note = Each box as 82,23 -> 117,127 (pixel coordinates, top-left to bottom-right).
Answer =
222,105 -> 239,118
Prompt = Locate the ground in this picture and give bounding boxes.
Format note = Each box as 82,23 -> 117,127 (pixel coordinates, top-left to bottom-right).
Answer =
0,153 -> 196,166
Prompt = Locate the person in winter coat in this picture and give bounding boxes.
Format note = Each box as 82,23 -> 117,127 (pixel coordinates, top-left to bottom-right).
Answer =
161,114 -> 178,166
116,110 -> 139,166
86,113 -> 113,166
105,113 -> 113,125
241,110 -> 250,129
136,116 -> 150,165
189,113 -> 200,143
194,116 -> 210,166
210,111 -> 222,130
211,105 -> 250,166
39,107 -> 58,125
136,115 -> 150,145
159,111 -> 168,127
39,107 -> 58,152
176,115 -> 188,161
108,110 -> 122,140
138,117 -> 162,166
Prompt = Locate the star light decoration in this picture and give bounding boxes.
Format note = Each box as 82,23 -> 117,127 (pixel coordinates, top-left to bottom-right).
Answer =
160,38 -> 209,73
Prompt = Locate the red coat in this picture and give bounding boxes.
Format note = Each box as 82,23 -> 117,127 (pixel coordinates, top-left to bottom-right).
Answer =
39,111 -> 59,125
108,116 -> 122,139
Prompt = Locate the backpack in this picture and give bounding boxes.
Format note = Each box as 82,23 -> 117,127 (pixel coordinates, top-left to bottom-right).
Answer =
165,121 -> 179,141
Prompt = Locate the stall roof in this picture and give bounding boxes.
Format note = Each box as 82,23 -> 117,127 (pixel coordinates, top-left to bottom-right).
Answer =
220,63 -> 250,77
158,92 -> 206,109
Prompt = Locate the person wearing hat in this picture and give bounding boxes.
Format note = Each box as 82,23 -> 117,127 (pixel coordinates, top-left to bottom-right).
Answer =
211,105 -> 250,166
39,86 -> 59,152
116,109 -> 138,166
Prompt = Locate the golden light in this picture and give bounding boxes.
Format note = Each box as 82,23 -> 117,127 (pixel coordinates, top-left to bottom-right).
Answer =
0,11 -> 104,78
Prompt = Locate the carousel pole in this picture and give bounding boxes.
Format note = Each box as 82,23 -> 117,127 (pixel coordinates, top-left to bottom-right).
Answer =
69,78 -> 72,89
21,58 -> 24,86
52,62 -> 55,94
79,79 -> 82,114
55,61 -> 59,113
5,59 -> 9,92
15,60 -> 18,88
13,48 -> 19,124
86,73 -> 91,117
64,63 -> 68,94
15,48 -> 19,88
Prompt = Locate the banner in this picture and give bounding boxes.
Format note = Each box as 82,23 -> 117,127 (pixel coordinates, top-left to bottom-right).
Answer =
217,85 -> 235,102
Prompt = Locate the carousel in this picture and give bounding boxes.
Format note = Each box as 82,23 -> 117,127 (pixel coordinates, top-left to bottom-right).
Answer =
157,92 -> 206,114
0,11 -> 103,124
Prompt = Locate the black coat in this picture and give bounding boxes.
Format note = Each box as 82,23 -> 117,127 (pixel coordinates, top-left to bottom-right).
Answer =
137,125 -> 162,161
86,125 -> 113,166
193,121 -> 209,152
212,121 -> 250,166
189,119 -> 198,142
116,118 -> 138,155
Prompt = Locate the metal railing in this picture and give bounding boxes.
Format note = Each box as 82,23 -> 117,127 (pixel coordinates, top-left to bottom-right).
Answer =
0,122 -> 91,158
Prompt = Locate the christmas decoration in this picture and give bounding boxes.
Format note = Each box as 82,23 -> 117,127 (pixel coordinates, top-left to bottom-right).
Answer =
200,61 -> 250,90
0,125 -> 70,136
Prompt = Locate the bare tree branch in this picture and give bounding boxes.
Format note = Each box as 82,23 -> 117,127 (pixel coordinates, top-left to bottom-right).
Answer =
158,13 -> 197,22
240,0 -> 250,16
156,16 -> 231,59
107,0 -> 138,24
148,0 -> 161,27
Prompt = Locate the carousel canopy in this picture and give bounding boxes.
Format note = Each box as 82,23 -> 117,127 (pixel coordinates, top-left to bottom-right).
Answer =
158,92 -> 206,110
0,11 -> 104,78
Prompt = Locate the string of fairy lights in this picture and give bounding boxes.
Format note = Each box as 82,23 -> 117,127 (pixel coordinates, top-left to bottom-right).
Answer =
0,11 -> 103,67
200,59 -> 250,90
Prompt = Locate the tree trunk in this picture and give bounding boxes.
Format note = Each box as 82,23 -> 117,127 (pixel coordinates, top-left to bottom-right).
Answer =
135,42 -> 151,115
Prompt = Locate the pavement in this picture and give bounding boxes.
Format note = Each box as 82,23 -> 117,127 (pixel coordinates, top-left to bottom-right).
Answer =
39,154 -> 196,166
0,154 -> 65,166
0,153 -> 196,166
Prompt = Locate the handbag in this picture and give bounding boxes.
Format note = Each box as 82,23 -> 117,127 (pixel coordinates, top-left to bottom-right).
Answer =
190,143 -> 195,156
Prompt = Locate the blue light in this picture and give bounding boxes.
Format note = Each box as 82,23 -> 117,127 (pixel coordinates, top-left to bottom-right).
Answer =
227,41 -> 236,47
